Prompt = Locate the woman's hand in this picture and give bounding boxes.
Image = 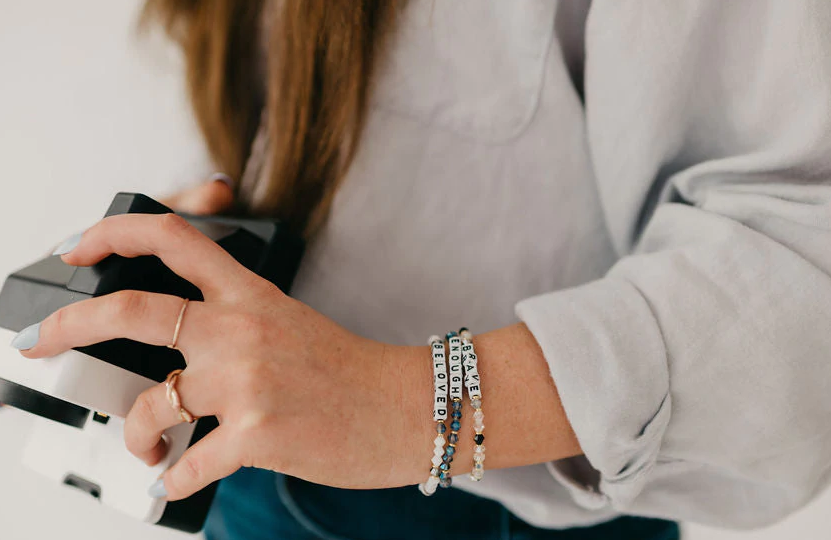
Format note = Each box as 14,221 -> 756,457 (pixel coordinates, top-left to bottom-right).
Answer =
15,213 -> 427,501
158,174 -> 235,215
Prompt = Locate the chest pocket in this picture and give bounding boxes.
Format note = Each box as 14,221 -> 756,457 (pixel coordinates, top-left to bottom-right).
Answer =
371,0 -> 557,144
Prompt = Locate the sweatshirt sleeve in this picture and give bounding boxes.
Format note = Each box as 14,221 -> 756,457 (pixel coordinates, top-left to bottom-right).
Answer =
515,0 -> 831,529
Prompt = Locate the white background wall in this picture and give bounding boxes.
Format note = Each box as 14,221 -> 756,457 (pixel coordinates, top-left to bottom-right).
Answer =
1,1 -> 831,538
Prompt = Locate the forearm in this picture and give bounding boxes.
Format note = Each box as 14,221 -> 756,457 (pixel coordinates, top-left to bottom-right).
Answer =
388,323 -> 581,487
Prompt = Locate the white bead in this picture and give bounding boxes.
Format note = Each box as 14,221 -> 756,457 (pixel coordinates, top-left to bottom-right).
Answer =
422,333 -> 451,497
459,334 -> 488,481
448,336 -> 464,401
419,478 -> 439,495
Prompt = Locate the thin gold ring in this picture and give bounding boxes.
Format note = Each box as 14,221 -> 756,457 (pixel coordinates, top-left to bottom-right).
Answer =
165,369 -> 196,424
167,298 -> 190,350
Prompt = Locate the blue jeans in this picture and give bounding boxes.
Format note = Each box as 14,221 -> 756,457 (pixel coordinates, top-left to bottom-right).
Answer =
205,468 -> 680,540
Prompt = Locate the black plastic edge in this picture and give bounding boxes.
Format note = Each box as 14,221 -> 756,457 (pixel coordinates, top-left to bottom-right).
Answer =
0,378 -> 90,429
155,416 -> 221,532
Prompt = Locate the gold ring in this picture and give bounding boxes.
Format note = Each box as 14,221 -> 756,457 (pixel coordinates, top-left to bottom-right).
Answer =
165,369 -> 196,424
167,298 -> 190,350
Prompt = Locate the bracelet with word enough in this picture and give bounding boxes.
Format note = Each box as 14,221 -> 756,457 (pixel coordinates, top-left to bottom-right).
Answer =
438,331 -> 464,488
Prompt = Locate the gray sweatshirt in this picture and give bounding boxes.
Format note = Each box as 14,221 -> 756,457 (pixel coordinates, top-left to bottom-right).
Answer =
262,0 -> 831,530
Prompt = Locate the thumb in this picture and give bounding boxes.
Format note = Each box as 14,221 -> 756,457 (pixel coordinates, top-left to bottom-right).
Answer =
161,174 -> 236,216
150,427 -> 241,502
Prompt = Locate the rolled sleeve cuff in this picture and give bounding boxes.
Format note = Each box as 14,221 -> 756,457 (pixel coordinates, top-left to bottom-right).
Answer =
515,277 -> 672,510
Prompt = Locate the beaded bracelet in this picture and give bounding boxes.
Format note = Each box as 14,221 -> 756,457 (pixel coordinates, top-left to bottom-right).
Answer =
438,331 -> 464,489
418,335 -> 449,496
460,327 -> 486,481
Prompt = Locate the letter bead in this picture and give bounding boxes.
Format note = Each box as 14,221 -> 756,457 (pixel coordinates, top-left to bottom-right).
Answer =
421,335 -> 450,495
460,328 -> 487,482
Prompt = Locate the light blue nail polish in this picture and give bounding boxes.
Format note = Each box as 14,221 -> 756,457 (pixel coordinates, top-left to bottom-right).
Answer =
11,323 -> 41,350
52,232 -> 84,256
148,478 -> 168,499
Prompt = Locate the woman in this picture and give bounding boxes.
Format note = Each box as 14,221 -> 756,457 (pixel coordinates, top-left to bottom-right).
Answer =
12,0 -> 831,538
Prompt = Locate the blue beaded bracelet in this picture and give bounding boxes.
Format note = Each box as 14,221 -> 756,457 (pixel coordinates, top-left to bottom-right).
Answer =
438,331 -> 464,488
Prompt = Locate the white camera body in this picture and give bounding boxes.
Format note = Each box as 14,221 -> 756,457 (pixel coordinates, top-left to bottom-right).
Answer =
0,326 -> 195,525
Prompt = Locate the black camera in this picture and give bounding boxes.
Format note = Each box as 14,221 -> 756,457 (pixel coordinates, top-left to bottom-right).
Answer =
0,193 -> 303,532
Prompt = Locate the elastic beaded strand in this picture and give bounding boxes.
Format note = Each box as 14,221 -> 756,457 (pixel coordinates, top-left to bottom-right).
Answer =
419,335 -> 449,496
438,331 -> 464,488
440,396 -> 463,488
461,327 -> 486,481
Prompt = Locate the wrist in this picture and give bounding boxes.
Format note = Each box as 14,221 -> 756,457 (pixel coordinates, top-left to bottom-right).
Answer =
373,342 -> 433,487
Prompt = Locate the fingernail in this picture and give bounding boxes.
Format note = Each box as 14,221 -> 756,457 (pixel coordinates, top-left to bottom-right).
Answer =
209,172 -> 234,189
52,232 -> 84,256
148,478 -> 168,499
11,323 -> 41,350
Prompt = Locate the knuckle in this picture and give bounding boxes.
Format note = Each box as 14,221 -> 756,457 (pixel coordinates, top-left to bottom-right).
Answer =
49,306 -> 70,337
232,413 -> 276,469
125,391 -> 158,454
157,213 -> 192,237
86,218 -> 107,240
111,290 -> 146,319
134,391 -> 159,431
236,410 -> 269,436
235,361 -> 272,396
178,453 -> 203,485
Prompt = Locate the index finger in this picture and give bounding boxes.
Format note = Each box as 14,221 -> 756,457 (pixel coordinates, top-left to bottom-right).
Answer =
59,213 -> 249,300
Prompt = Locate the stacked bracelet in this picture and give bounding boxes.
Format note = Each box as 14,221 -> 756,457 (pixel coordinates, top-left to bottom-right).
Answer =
438,331 -> 464,489
419,328 -> 487,495
418,335 -> 449,496
461,327 -> 486,481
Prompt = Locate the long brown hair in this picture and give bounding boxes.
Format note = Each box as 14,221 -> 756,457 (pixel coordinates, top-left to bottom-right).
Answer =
141,0 -> 401,238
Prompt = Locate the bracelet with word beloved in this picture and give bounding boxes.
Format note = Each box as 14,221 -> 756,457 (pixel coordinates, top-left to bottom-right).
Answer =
460,327 -> 485,481
418,334 -> 449,496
